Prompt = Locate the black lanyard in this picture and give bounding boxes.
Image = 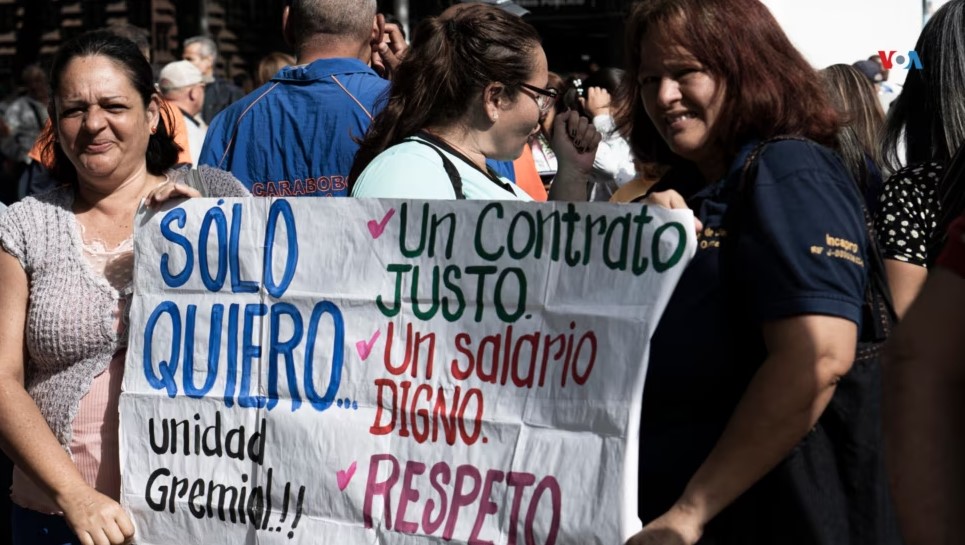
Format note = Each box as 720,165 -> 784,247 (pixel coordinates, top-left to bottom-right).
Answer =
413,131 -> 516,195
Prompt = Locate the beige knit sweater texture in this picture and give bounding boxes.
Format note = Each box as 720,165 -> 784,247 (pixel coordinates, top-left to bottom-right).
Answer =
0,165 -> 250,456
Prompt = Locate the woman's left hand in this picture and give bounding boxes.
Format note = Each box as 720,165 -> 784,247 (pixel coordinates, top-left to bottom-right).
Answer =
625,505 -> 704,545
143,180 -> 201,208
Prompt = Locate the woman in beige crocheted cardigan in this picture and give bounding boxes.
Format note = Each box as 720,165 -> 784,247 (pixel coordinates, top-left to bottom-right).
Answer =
0,31 -> 249,545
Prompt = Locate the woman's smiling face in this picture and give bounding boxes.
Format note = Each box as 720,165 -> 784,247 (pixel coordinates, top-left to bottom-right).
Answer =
637,32 -> 727,176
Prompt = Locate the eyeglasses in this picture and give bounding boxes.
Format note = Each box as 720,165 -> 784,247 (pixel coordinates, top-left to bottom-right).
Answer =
519,83 -> 559,114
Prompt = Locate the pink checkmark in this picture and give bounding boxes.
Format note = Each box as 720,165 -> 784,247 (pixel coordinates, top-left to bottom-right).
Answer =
356,330 -> 380,360
367,208 -> 396,239
337,461 -> 357,491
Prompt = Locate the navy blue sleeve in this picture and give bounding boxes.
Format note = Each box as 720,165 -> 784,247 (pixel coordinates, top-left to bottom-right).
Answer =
739,141 -> 868,325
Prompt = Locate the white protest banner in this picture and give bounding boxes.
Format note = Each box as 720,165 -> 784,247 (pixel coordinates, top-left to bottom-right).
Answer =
121,198 -> 695,545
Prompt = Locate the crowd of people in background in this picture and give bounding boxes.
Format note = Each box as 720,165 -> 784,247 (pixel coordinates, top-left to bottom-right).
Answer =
0,0 -> 964,544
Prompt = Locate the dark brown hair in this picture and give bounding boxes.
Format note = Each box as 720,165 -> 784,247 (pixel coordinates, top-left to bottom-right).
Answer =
615,0 -> 840,170
348,3 -> 541,186
45,30 -> 180,186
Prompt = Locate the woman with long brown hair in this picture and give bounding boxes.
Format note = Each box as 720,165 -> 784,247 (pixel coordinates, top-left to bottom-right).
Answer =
348,3 -> 599,200
0,31 -> 248,545
617,0 -> 899,543
820,63 -> 887,212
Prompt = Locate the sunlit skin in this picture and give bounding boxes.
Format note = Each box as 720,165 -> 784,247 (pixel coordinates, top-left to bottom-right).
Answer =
55,55 -> 161,196
425,44 -> 550,169
491,45 -> 550,162
631,23 -> 864,545
0,52 -> 204,545
412,41 -> 598,204
638,33 -> 728,181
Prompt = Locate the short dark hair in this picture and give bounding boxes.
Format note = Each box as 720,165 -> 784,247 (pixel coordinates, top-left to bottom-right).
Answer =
616,0 -> 839,168
288,0 -> 377,46
45,30 -> 180,186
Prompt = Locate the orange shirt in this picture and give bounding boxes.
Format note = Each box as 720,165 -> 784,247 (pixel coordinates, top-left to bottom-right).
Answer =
512,143 -> 548,201
27,99 -> 192,168
26,120 -> 52,166
162,101 -> 193,165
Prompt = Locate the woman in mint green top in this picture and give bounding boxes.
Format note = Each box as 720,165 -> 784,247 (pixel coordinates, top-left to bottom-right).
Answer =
349,3 -> 599,201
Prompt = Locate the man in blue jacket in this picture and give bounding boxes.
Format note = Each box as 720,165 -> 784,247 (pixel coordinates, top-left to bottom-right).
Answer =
200,0 -> 399,197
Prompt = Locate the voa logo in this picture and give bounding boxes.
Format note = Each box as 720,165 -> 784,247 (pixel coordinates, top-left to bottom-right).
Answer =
877,50 -> 923,70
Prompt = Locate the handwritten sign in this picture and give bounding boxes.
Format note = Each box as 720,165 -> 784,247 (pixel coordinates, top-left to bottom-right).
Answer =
120,198 -> 695,544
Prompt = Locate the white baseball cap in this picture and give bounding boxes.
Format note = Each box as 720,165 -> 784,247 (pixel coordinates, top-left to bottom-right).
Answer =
158,60 -> 204,93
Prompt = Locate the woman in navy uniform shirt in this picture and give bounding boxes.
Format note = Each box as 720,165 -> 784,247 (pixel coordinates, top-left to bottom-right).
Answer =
616,1 -> 898,544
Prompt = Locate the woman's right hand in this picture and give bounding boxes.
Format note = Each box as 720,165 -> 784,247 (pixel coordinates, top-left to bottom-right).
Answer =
58,484 -> 135,545
645,189 -> 703,232
143,179 -> 202,208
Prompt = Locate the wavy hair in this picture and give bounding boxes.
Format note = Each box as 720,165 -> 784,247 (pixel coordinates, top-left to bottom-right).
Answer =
348,3 -> 541,186
615,0 -> 839,169
45,30 -> 180,186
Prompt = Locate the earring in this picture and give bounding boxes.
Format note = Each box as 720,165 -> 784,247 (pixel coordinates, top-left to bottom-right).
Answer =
492,113 -> 499,122
150,126 -> 157,135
